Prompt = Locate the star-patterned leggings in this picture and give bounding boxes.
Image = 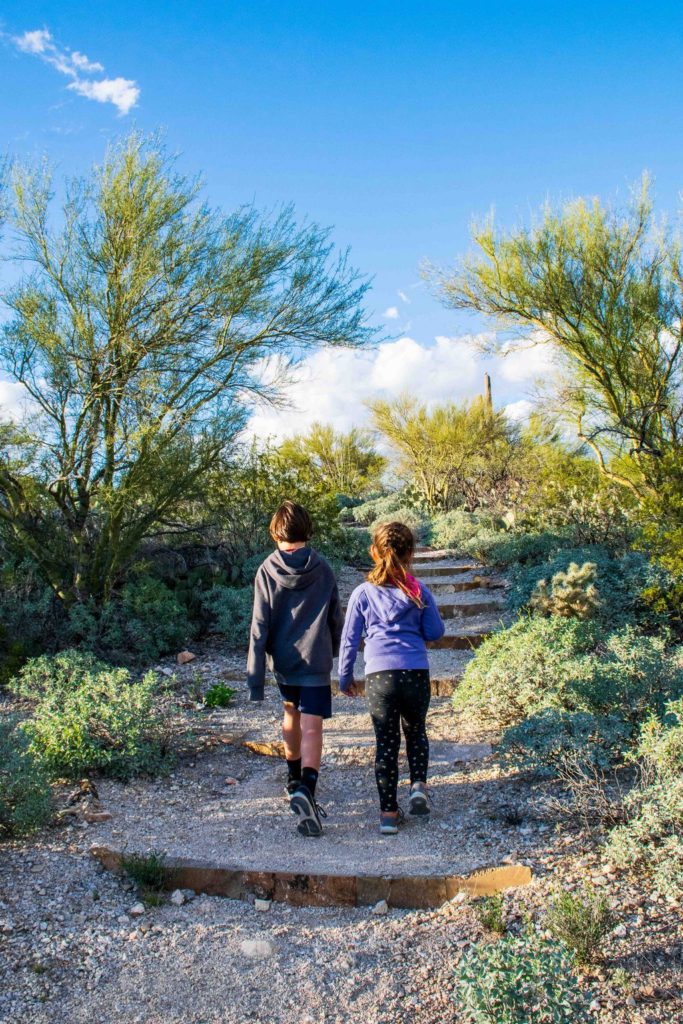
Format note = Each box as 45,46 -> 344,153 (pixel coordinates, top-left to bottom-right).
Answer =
365,669 -> 431,813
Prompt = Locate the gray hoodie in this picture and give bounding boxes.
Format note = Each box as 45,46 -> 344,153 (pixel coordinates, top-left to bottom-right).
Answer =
246,547 -> 343,699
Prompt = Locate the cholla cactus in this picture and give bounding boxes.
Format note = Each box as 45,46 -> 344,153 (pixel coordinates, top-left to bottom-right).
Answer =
530,561 -> 601,620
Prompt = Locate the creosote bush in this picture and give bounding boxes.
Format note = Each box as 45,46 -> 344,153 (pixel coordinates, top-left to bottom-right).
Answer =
10,651 -> 174,780
606,698 -> 683,898
0,715 -> 52,837
454,931 -> 591,1023
545,886 -> 616,966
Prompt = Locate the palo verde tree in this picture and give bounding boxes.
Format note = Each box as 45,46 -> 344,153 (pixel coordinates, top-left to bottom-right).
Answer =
429,180 -> 683,505
368,393 -> 520,513
278,422 -> 386,499
0,134 -> 374,605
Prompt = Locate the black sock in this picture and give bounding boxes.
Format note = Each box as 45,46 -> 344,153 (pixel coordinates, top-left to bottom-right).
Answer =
301,766 -> 319,797
286,757 -> 302,783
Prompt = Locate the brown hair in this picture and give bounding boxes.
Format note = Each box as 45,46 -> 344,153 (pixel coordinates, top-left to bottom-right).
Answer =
270,500 -> 313,544
368,521 -> 422,605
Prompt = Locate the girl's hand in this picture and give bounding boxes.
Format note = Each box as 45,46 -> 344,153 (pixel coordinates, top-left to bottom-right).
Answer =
341,680 -> 360,697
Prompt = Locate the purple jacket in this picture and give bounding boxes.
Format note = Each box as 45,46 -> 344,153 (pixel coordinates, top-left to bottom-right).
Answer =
337,580 -> 445,691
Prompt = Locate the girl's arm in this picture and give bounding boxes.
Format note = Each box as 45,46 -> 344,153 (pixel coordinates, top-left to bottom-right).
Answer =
246,568 -> 271,700
420,584 -> 446,641
337,588 -> 366,693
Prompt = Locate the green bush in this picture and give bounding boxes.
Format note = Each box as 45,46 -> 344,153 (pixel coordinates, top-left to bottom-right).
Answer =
466,529 -> 569,568
0,715 -> 52,837
120,848 -> 177,893
317,526 -> 371,568
9,648 -> 107,701
606,698 -> 683,897
203,683 -> 236,708
509,547 -> 655,627
456,617 -> 683,770
475,894 -> 506,934
11,651 -> 174,780
201,585 -> 253,649
350,492 -> 412,526
428,510 -> 496,552
454,931 -> 591,1023
545,886 -> 616,966
369,506 -> 430,541
499,709 -> 630,771
454,617 -> 597,730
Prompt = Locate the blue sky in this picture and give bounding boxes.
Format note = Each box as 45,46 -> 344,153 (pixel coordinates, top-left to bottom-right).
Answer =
2,2 -> 682,436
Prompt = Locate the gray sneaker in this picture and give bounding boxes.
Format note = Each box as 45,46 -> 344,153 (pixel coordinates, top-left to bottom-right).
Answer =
408,782 -> 431,816
379,807 -> 405,835
289,784 -> 327,837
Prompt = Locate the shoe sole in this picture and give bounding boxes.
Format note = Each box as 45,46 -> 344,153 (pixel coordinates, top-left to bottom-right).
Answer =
379,825 -> 399,835
409,794 -> 431,816
290,792 -> 323,837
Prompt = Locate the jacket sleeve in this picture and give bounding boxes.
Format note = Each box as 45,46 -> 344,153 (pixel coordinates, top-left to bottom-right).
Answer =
420,584 -> 445,642
246,568 -> 271,700
327,579 -> 344,657
337,588 -> 365,692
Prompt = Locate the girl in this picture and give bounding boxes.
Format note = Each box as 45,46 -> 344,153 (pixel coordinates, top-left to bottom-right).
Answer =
337,522 -> 445,834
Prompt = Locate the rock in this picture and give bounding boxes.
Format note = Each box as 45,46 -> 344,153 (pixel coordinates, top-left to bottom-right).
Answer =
82,810 -> 113,823
177,650 -> 196,665
224,777 -> 240,786
0,920 -> 14,933
169,890 -> 185,907
254,899 -> 271,913
612,923 -> 627,938
128,903 -> 145,918
626,996 -> 637,1008
240,939 -> 273,958
371,900 -> 389,916
450,891 -> 469,905
161,667 -> 174,677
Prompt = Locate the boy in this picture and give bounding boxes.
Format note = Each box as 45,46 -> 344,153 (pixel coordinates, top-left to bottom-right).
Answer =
247,500 -> 343,837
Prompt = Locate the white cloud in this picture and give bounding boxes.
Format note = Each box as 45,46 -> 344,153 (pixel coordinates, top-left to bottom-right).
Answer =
504,399 -> 534,422
497,337 -> 556,384
397,290 -> 410,304
0,381 -> 32,421
14,29 -> 52,54
68,76 -> 139,116
248,331 -> 541,442
383,306 -> 400,320
12,27 -> 139,115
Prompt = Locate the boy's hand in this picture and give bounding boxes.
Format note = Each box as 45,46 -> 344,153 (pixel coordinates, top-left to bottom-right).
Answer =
340,680 -> 360,697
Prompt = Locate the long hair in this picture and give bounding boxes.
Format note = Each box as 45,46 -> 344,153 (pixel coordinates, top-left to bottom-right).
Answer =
367,521 -> 423,606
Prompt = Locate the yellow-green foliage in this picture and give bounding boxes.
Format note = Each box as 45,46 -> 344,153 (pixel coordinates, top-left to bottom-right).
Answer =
530,561 -> 600,620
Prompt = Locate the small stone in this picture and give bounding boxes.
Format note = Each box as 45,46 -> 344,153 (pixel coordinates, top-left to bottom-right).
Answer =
612,923 -> 627,938
0,921 -> 14,933
82,810 -> 113,823
177,650 -> 196,665
450,891 -> 468,905
254,899 -> 271,913
161,668 -> 174,677
169,890 -> 185,907
371,900 -> 389,916
128,903 -> 145,918
626,996 -> 637,1008
240,939 -> 273,958
117,915 -> 129,925
224,777 -> 240,786
589,999 -> 601,1013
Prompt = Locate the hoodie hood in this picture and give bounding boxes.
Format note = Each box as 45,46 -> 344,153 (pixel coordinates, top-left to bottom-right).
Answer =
364,582 -> 420,625
262,547 -> 325,590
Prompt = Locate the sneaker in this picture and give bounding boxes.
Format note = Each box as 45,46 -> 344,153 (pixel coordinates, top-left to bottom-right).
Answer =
379,807 -> 405,835
408,782 -> 431,816
284,779 -> 300,798
289,784 -> 327,837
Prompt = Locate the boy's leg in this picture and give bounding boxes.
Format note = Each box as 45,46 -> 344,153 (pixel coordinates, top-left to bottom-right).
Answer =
366,671 -> 402,812
300,713 -> 323,796
282,701 -> 302,786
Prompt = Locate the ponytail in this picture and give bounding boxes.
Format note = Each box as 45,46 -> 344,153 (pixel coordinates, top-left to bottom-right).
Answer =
368,521 -> 423,607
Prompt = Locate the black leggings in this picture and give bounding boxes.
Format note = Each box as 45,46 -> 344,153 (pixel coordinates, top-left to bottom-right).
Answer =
366,669 -> 431,813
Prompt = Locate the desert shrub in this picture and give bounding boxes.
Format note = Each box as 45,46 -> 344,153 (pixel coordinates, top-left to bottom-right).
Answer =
466,529 -> 570,568
350,492 -> 412,526
203,683 -> 236,708
427,510 -> 490,551
606,698 -> 683,897
509,547 -> 654,627
369,506 -> 430,541
12,652 -> 173,780
499,710 -> 630,771
475,894 -> 506,934
454,931 -> 591,1023
545,886 -> 616,965
317,526 -> 372,568
120,849 -> 177,894
530,562 -> 601,620
457,618 -> 683,770
201,586 -> 253,649
0,715 -> 52,837
9,649 -> 107,701
69,576 -> 193,663
454,617 -> 597,730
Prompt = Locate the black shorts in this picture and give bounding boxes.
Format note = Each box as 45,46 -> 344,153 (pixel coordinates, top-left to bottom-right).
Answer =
277,683 -> 332,719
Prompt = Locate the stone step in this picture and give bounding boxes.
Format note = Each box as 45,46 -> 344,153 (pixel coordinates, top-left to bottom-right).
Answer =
331,648 -> 474,695
428,576 -> 501,594
91,845 -> 532,909
413,549 -> 457,562
436,599 -> 507,620
427,614 -> 506,650
417,564 -> 480,578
